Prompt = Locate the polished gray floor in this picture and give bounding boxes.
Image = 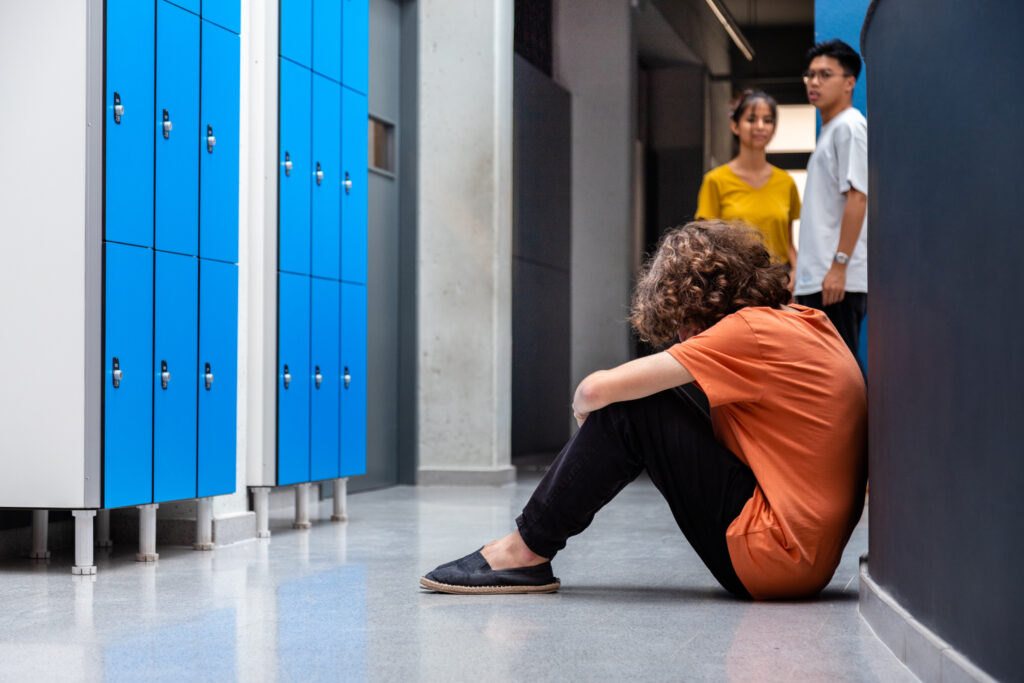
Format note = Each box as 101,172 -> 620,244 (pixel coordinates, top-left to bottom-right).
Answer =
0,474 -> 915,682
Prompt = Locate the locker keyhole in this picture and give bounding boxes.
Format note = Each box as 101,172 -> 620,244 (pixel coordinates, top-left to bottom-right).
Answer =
284,151 -> 292,177
315,161 -> 323,186
283,364 -> 291,389
113,92 -> 123,124
204,362 -> 214,391
315,365 -> 323,389
343,171 -> 352,195
112,357 -> 122,388
343,366 -> 351,390
160,360 -> 171,390
162,109 -> 172,139
206,125 -> 216,153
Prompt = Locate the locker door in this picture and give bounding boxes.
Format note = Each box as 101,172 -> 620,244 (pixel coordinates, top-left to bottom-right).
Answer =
310,278 -> 340,481
280,0 -> 312,68
166,0 -> 200,14
105,0 -> 154,248
313,0 -> 341,82
154,252 -> 199,502
340,88 -> 368,284
311,75 -> 341,279
278,272 -> 311,484
104,243 -> 154,508
198,259 -> 238,497
156,2 -> 201,256
202,0 -> 241,34
339,282 -> 366,477
200,21 -> 240,263
341,0 -> 369,95
279,58 -> 312,275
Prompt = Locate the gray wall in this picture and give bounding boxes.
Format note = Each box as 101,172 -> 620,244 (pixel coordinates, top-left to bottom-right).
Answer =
512,55 -> 572,456
863,3 -> 1024,681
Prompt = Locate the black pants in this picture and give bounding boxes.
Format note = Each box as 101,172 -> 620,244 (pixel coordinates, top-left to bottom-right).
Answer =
796,291 -> 867,358
515,389 -> 756,599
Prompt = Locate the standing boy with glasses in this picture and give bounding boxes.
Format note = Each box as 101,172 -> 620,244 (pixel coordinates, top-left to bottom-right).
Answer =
795,39 -> 869,358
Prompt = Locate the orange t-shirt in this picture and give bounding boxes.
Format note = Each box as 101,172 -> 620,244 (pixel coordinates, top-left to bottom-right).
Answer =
667,305 -> 867,599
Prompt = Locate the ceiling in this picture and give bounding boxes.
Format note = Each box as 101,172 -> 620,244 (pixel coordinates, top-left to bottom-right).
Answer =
720,0 -> 813,27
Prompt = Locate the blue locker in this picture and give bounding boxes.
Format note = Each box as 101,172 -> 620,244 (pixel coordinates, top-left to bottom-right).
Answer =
154,252 -> 199,502
278,273 -> 311,484
200,21 -> 241,264
104,243 -> 154,508
313,0 -> 342,82
311,75 -> 342,279
198,259 -> 238,497
339,282 -> 366,477
203,0 -> 241,34
279,58 -> 313,275
156,2 -> 201,256
105,0 -> 155,248
165,0 -> 201,15
341,0 -> 369,95
341,88 -> 368,284
310,278 -> 341,481
280,0 -> 313,68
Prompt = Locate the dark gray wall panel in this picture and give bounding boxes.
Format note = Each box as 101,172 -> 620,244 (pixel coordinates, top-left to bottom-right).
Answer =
512,54 -> 571,455
863,2 -> 1024,680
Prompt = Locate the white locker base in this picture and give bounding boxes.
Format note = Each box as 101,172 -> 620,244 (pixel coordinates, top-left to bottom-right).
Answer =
95,509 -> 112,548
194,498 -> 215,550
30,510 -> 51,560
293,483 -> 312,529
72,510 -> 97,575
331,478 -> 348,522
136,504 -> 159,562
252,487 -> 271,538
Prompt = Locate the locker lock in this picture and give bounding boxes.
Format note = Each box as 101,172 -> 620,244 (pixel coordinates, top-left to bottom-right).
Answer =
112,357 -> 122,389
343,171 -> 352,195
113,92 -> 124,124
283,364 -> 292,389
204,362 -> 214,391
343,366 -> 351,390
315,365 -> 323,389
316,162 -> 323,186
160,360 -> 171,390
162,109 -> 172,139
206,125 -> 216,153
284,151 -> 292,176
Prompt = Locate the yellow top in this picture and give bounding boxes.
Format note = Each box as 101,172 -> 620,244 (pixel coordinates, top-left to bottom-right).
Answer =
696,165 -> 801,264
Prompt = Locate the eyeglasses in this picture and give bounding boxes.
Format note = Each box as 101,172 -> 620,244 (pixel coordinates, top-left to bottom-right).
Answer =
802,69 -> 843,84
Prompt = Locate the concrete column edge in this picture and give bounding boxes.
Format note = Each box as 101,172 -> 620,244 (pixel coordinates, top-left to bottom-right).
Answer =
416,466 -> 516,487
858,555 -> 997,683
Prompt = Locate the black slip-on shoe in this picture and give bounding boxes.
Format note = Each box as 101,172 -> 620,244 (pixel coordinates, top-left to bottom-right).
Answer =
419,550 -> 560,594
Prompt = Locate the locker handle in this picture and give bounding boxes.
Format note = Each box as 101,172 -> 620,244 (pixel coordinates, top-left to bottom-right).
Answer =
160,360 -> 171,390
206,125 -> 216,153
112,357 -> 122,388
343,171 -> 352,195
343,366 -> 351,390
283,151 -> 292,176
315,365 -> 323,389
162,109 -> 172,139
283,364 -> 291,389
204,362 -> 214,391
113,92 -> 124,124
316,162 -> 323,186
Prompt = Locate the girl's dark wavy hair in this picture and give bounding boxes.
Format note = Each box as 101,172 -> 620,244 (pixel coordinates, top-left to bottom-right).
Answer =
630,220 -> 791,347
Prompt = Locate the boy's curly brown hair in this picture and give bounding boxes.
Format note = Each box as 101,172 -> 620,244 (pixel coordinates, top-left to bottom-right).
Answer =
630,220 -> 791,347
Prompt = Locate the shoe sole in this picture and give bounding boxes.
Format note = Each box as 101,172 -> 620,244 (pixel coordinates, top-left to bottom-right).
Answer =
419,577 -> 560,594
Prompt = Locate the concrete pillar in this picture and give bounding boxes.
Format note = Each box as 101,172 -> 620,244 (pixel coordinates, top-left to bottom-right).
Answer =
415,0 -> 515,486
553,0 -> 638,387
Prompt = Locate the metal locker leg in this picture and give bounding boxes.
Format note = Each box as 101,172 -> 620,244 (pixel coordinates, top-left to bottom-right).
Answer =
136,503 -> 159,562
252,487 -> 271,538
293,483 -> 312,529
30,510 -> 51,560
95,509 -> 113,548
331,478 -> 348,522
194,497 -> 214,550
72,510 -> 97,575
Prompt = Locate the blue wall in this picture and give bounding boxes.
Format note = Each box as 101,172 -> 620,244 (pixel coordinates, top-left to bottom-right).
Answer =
814,0 -> 869,117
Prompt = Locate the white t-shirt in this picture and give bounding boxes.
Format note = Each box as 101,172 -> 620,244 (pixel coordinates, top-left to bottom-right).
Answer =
795,107 -> 868,296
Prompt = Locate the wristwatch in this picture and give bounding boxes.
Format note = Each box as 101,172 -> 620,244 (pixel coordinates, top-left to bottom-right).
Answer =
833,251 -> 850,265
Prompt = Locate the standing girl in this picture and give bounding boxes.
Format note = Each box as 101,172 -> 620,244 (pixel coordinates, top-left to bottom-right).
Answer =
696,90 -> 801,286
